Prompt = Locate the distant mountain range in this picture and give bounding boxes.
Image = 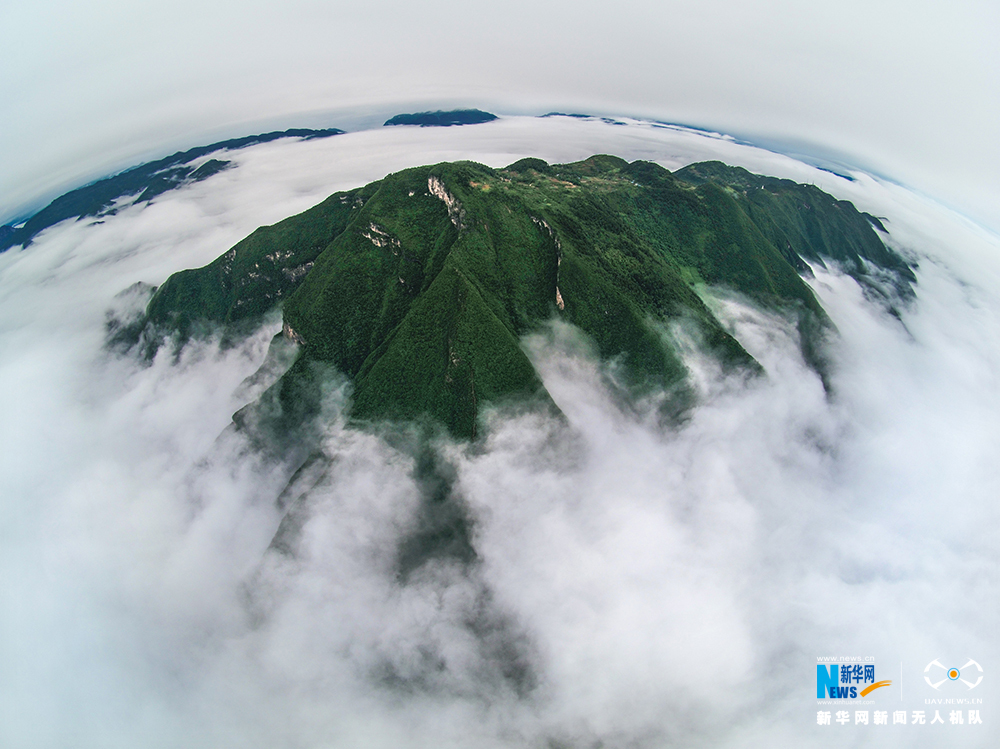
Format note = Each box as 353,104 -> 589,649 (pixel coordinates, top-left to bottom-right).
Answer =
3,112 -> 511,252
384,110 -> 498,127
111,154 -> 915,444
0,128 -> 344,253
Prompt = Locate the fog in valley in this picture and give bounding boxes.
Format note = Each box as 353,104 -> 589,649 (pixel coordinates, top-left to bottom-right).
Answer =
1,118 -> 997,748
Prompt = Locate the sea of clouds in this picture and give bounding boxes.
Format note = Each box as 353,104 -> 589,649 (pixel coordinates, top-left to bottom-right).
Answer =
1,116 -> 997,748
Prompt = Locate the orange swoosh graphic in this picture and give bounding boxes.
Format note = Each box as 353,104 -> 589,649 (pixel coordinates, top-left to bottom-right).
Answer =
860,680 -> 892,697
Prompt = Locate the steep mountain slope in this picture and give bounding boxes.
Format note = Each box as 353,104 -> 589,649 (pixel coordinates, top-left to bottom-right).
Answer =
120,155 -> 915,441
674,161 -> 915,304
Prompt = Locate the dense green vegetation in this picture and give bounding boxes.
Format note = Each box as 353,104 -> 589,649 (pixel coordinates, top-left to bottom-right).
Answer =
674,161 -> 915,301
122,155 -> 915,441
1,128 -> 343,253
384,110 -> 498,127
128,182 -> 379,356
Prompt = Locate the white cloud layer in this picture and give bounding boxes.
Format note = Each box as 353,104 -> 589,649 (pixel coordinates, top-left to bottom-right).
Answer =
2,1 -> 998,231
0,120 -> 998,748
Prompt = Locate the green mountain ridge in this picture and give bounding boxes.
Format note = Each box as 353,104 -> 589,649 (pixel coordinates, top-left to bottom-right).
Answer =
115,155 -> 915,443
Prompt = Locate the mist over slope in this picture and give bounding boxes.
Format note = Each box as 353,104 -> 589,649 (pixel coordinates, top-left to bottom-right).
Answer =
0,117 -> 997,748
125,151 -> 912,450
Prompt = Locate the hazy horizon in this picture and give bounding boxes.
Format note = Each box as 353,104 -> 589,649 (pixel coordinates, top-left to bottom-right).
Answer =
2,1 -> 998,232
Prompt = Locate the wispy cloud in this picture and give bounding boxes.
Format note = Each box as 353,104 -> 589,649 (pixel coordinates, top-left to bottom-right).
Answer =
0,119 -> 997,748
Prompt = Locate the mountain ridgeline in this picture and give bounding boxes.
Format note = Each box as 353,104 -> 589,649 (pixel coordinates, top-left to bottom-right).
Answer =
116,156 -> 915,442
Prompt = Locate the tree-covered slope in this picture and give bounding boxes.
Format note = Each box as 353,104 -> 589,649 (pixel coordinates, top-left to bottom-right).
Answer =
674,161 -> 916,301
121,156 -> 915,440
125,181 -> 379,354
